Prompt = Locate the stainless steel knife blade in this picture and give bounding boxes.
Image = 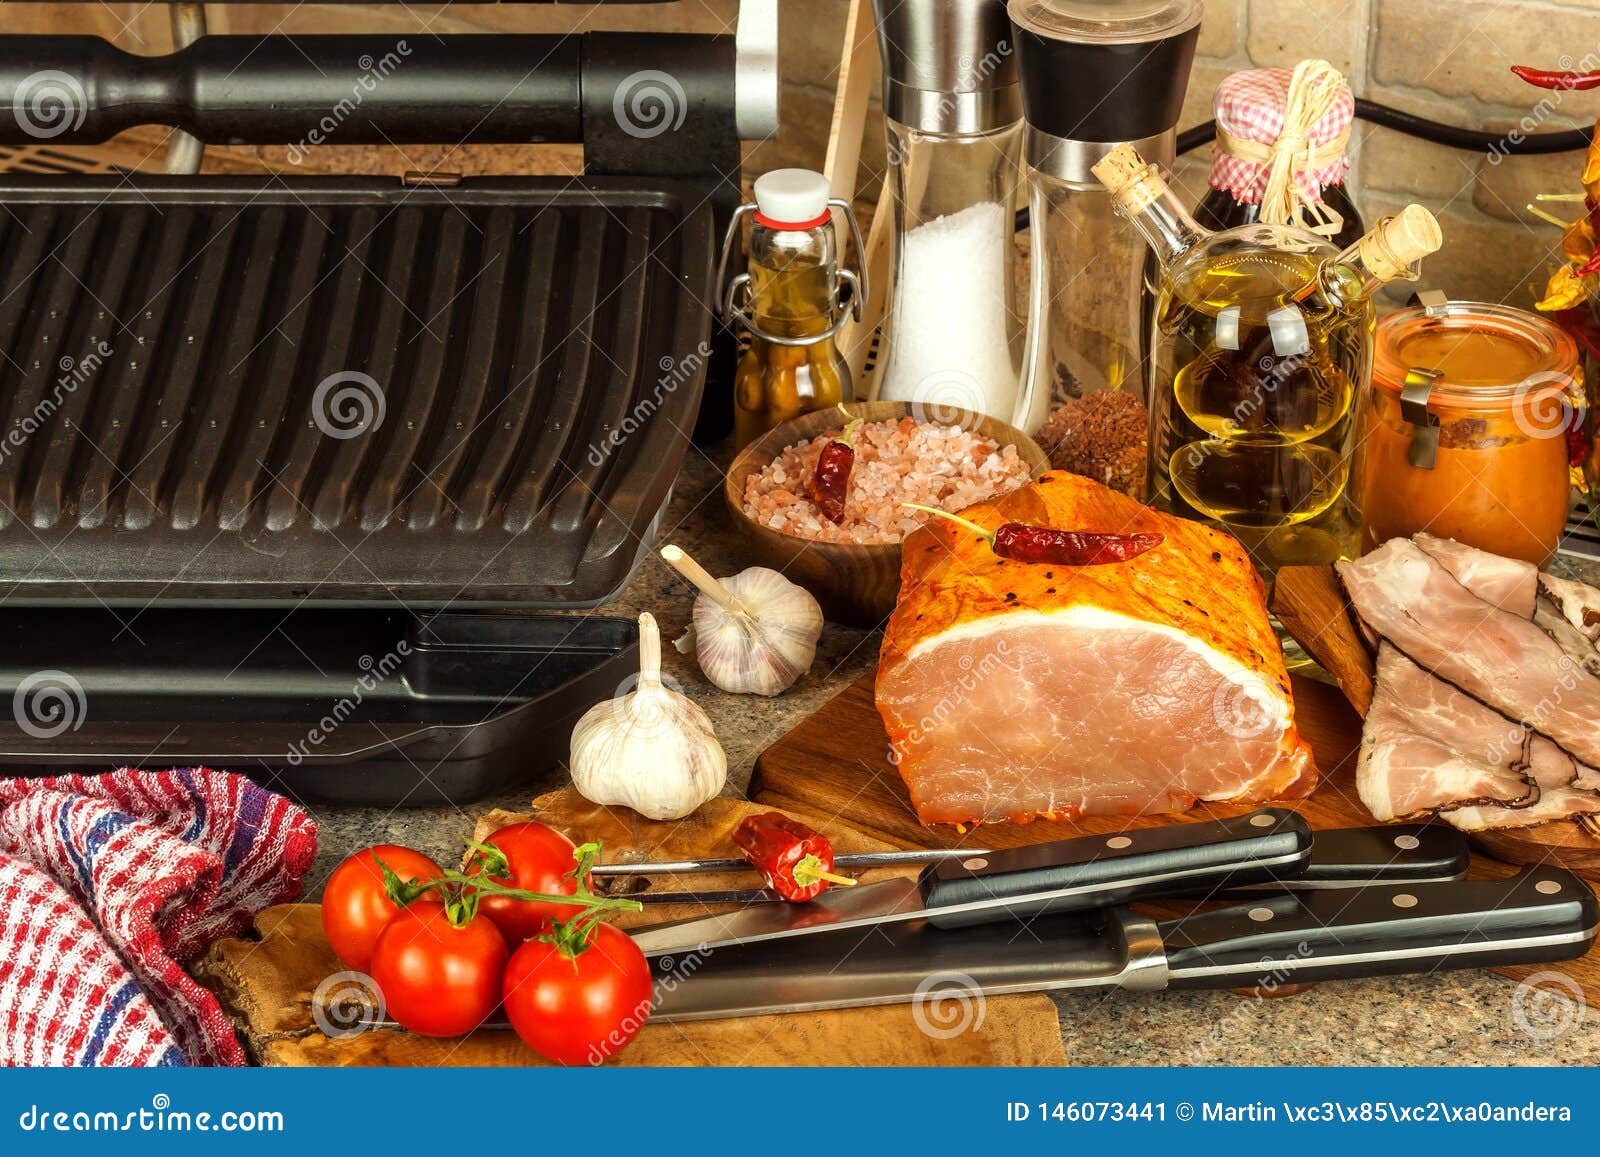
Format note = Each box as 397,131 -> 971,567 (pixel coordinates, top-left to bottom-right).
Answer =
591,848 -> 988,878
646,867 -> 1598,1022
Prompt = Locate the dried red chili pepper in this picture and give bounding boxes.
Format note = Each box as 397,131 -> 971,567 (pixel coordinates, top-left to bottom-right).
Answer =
806,410 -> 864,524
992,524 -> 1164,565
732,811 -> 856,903
905,504 -> 1163,567
1511,64 -> 1600,91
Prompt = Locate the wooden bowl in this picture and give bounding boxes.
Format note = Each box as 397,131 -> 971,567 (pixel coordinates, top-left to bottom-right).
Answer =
723,401 -> 1050,627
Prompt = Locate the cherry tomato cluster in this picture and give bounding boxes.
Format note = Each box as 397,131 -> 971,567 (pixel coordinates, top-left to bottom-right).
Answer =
320,823 -> 652,1066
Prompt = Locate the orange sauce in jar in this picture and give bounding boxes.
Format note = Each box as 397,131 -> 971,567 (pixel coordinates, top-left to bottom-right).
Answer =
1355,303 -> 1579,565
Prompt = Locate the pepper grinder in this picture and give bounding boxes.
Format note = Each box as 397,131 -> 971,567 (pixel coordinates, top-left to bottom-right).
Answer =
1009,0 -> 1203,434
871,0 -> 1026,423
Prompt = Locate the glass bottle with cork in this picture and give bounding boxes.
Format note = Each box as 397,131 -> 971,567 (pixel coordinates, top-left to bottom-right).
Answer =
1197,58 -> 1364,250
718,169 -> 867,448
1093,143 -> 1442,582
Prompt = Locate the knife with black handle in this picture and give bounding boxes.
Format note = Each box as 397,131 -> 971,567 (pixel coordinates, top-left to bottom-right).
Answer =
920,809 -> 1350,928
620,822 -> 1469,905
645,867 -> 1599,1021
628,807 -> 1311,956
1165,866 -> 1598,987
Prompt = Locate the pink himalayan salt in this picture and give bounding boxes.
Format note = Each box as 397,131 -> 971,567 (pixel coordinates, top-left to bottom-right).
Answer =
741,416 -> 1033,546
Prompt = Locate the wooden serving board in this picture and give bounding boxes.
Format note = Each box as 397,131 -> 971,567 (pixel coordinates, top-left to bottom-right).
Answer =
195,791 -> 1067,1067
1271,563 -> 1600,876
746,668 -> 1600,1006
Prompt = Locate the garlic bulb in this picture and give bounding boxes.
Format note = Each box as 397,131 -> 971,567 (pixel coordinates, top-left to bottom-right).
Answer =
661,545 -> 824,697
569,611 -> 726,821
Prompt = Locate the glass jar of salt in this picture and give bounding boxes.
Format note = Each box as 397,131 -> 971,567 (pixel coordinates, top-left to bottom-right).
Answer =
870,0 -> 1025,422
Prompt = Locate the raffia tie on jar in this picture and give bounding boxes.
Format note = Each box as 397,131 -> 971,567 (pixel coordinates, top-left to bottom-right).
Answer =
1210,58 -> 1354,237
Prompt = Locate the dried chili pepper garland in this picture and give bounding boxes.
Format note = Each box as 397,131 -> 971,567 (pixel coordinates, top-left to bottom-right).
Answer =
806,407 -> 865,524
732,811 -> 857,903
903,503 -> 1163,566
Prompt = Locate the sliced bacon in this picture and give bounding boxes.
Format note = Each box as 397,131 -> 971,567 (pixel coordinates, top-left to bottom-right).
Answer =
1413,533 -> 1537,618
1337,538 -> 1600,768
1539,572 -> 1600,641
1535,597 -> 1600,678
1442,787 -> 1600,832
1357,645 -> 1537,820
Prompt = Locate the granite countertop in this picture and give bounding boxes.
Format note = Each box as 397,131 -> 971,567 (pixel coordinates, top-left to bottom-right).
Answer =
303,443 -> 1600,1067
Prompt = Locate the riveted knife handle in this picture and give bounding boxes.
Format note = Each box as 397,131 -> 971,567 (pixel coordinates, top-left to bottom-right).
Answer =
1212,822 -> 1469,895
920,807 -> 1311,930
1164,866 -> 1599,989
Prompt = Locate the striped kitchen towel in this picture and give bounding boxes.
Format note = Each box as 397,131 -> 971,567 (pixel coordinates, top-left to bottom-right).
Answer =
0,768 -> 316,1066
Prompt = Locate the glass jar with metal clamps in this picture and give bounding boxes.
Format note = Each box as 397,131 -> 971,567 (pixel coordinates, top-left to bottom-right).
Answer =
718,169 -> 868,449
1354,296 -> 1581,566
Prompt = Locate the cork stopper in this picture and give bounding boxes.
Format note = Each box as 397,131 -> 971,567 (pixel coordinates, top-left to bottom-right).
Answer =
1091,144 -> 1168,216
1357,204 -> 1443,283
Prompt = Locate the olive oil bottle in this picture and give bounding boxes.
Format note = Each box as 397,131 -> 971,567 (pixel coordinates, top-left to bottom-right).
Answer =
1093,144 -> 1441,581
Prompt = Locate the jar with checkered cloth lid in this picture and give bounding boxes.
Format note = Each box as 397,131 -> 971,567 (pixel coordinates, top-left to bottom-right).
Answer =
1198,59 -> 1365,251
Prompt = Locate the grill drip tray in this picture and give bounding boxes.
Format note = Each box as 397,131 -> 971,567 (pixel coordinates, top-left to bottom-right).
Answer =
0,608 -> 638,806
0,175 -> 713,606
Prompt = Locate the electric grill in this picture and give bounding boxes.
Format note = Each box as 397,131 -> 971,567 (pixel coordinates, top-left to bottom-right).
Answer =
0,0 -> 779,803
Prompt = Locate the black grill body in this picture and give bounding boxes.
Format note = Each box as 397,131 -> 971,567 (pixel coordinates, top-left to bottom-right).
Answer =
0,175 -> 713,606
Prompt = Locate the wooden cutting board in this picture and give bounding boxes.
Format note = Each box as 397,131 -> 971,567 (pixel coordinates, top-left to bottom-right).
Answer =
746,668 -> 1600,1005
194,790 -> 1067,1067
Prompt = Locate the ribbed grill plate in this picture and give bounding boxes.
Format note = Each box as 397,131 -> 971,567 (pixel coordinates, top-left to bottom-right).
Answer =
0,175 -> 713,605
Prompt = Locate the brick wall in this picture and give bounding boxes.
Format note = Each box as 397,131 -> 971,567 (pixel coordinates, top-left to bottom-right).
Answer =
13,0 -> 1595,306
775,0 -> 1599,309
1183,0 -> 1598,308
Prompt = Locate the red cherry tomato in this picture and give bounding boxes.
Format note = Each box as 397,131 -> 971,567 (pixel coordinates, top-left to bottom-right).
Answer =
321,845 -> 441,972
501,922 -> 654,1066
467,822 -> 592,944
368,902 -> 508,1038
